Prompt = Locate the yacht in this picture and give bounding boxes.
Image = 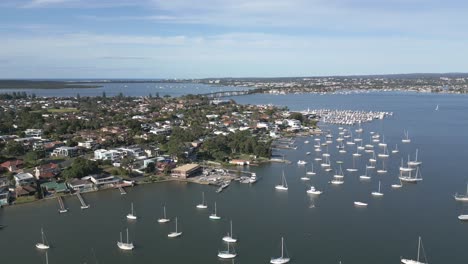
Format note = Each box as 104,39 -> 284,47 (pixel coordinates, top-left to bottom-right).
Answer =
392,144 -> 399,154
408,149 -> 422,166
270,237 -> 290,264
126,203 -> 137,220
209,202 -> 221,220
167,217 -> 182,238
401,237 -> 427,264
354,201 -> 368,207
157,205 -> 170,223
117,229 -> 134,251
454,183 -> 468,201
371,181 -> 384,196
359,167 -> 371,180
402,130 -> 411,143
306,164 -> 316,175
297,160 -> 307,166
275,171 -> 288,191
399,167 -> 423,183
35,228 -> 50,250
218,242 -> 237,259
307,186 -> 322,195
222,220 -> 237,243
196,192 -> 208,209
334,166 -> 345,179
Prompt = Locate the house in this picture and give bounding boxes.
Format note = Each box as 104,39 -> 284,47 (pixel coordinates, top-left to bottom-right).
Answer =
41,181 -> 68,194
34,163 -> 60,180
14,173 -> 35,187
67,178 -> 95,192
15,185 -> 36,197
0,186 -> 9,206
0,159 -> 24,172
51,146 -> 79,157
77,140 -> 95,149
94,149 -> 122,161
230,159 -> 250,166
24,129 -> 43,138
85,175 -> 121,188
171,164 -> 202,179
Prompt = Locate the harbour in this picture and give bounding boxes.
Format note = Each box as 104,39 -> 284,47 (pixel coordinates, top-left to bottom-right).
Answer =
1,92 -> 468,263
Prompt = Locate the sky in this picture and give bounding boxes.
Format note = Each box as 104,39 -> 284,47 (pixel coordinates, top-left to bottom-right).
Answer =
0,0 -> 467,78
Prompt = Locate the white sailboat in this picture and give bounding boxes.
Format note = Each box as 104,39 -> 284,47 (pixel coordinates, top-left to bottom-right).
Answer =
435,104 -> 439,111
377,159 -> 387,174
378,135 -> 387,147
454,183 -> 468,201
400,157 -> 415,172
377,145 -> 389,158
117,228 -> 134,250
196,192 -> 208,209
360,167 -> 371,180
218,242 -> 237,259
334,165 -> 345,179
36,228 -> 50,250
408,149 -> 422,166
222,220 -> 237,243
392,178 -> 403,188
354,201 -> 368,207
126,203 -> 137,220
401,236 -> 427,264
306,163 -> 316,175
157,205 -> 170,223
297,160 -> 307,165
307,186 -> 322,195
392,144 -> 399,154
402,130 -> 411,143
371,181 -> 384,196
399,167 -> 423,183
346,156 -> 358,172
275,171 -> 288,191
168,217 -> 182,238
458,214 -> 468,221
209,202 -> 221,220
270,237 -> 290,264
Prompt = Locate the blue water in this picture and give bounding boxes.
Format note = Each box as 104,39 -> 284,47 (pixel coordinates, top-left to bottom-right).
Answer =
0,82 -> 250,97
1,91 -> 468,263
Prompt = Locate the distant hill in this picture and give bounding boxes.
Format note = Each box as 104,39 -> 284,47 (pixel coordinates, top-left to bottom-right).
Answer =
0,80 -> 101,89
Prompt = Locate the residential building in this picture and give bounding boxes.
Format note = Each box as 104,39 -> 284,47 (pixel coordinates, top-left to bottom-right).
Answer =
24,129 -> 43,138
51,146 -> 79,157
0,186 -> 9,206
34,163 -> 60,180
171,164 -> 202,179
0,160 -> 24,172
14,173 -> 35,187
85,175 -> 121,188
67,179 -> 95,192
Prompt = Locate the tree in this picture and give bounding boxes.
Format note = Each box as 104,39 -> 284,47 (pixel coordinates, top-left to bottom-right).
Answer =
24,151 -> 45,167
289,112 -> 304,123
3,141 -> 25,157
145,162 -> 156,173
62,158 -> 100,179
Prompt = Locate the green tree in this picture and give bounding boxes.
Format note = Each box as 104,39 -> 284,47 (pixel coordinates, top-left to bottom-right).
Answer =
24,151 -> 45,167
3,141 -> 25,157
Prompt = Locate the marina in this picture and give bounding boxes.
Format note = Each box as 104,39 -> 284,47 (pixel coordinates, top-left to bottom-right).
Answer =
1,92 -> 468,263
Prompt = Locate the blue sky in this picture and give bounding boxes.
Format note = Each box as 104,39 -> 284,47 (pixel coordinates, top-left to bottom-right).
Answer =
1,0 -> 467,78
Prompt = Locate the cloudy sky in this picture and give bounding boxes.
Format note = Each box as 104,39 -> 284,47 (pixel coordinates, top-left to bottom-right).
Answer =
1,0 -> 467,78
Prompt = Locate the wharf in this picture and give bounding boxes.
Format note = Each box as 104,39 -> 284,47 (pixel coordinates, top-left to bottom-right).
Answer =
76,192 -> 90,209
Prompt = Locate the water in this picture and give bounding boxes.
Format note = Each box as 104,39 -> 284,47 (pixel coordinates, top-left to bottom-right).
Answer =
1,91 -> 468,263
0,82 -> 250,97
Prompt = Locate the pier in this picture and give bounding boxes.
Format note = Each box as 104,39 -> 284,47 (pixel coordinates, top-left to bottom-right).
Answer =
118,186 -> 127,195
57,196 -> 68,213
76,192 -> 90,209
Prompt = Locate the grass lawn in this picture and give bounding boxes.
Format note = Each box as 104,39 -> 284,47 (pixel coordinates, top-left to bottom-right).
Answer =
15,195 -> 37,204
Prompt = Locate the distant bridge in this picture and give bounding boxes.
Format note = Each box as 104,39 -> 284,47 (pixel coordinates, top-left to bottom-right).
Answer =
199,88 -> 266,98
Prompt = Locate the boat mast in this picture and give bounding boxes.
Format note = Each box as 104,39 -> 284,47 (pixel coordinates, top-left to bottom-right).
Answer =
417,236 -> 421,262
126,228 -> 129,244
120,232 -> 123,243
281,237 -> 284,258
230,220 -> 233,236
163,206 -> 166,218
175,217 -> 178,233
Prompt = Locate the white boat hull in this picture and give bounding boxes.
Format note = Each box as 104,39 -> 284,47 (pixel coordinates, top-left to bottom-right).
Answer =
117,242 -> 134,250
401,259 -> 425,264
126,214 -> 137,220
270,257 -> 290,264
158,218 -> 170,223
168,232 -> 182,238
222,236 -> 237,243
354,201 -> 368,207
218,252 -> 237,259
36,243 -> 49,250
275,185 -> 288,191
196,204 -> 207,209
209,215 -> 221,220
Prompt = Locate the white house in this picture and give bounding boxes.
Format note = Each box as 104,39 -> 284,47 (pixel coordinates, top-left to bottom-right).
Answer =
14,173 -> 35,187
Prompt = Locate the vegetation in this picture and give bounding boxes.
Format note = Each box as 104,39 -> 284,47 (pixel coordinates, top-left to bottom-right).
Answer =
61,158 -> 100,179
0,80 -> 101,89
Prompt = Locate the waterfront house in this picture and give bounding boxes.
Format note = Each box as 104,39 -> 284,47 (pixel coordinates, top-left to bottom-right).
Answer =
14,173 -> 35,187
84,175 -> 121,189
15,185 -> 36,197
0,159 -> 24,172
41,181 -> 68,195
34,163 -> 60,180
0,186 -> 10,206
67,178 -> 95,192
171,164 -> 202,179
229,159 -> 250,166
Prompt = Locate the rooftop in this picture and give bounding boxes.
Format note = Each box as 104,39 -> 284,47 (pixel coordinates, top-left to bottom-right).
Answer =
173,163 -> 200,172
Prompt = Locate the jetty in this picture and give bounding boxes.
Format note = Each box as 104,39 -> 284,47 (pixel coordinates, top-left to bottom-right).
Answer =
57,196 -> 68,213
118,186 -> 127,195
76,192 -> 90,209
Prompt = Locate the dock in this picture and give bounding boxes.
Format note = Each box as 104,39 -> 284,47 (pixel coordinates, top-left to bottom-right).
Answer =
76,192 -> 90,209
57,196 -> 68,213
118,186 -> 127,195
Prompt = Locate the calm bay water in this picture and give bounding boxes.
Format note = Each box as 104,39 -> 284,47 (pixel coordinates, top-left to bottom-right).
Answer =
1,91 -> 468,263
0,82 -> 250,97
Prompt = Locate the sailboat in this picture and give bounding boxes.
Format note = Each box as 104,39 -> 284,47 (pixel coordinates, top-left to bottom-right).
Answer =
335,165 -> 345,179
400,157 -> 415,172
222,220 -> 237,243
126,203 -> 137,220
196,192 -> 208,209
399,167 -> 423,183
354,201 -> 368,207
401,236 -> 427,264
435,104 -> 439,111
377,159 -> 387,174
306,163 -> 316,175
209,202 -> 221,220
377,145 -> 389,158
378,135 -> 387,147
117,228 -> 134,250
36,228 -> 50,250
352,147 -> 362,157
218,242 -> 237,259
346,156 -> 358,172
402,130 -> 411,143
270,237 -> 290,264
275,171 -> 288,191
158,205 -> 170,223
408,149 -> 422,166
371,181 -> 384,196
392,178 -> 403,188
392,144 -> 399,154
359,167 -> 371,180
168,217 -> 182,238
454,183 -> 468,201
